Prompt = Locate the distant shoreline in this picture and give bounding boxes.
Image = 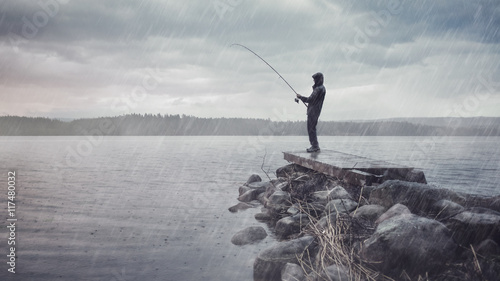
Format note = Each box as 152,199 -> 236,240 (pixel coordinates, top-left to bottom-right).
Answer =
1,115 -> 499,136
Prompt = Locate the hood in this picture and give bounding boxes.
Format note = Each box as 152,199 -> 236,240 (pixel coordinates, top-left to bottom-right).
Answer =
312,72 -> 324,88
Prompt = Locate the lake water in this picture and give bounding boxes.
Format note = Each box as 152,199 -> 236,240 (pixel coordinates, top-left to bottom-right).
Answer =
0,136 -> 499,280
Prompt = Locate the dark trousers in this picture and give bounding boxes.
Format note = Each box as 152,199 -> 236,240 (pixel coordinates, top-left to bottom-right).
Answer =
307,114 -> 319,148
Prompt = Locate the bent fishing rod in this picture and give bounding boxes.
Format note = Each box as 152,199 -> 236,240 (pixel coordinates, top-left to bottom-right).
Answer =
231,43 -> 307,107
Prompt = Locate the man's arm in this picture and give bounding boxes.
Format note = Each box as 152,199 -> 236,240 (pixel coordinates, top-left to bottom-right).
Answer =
297,88 -> 320,103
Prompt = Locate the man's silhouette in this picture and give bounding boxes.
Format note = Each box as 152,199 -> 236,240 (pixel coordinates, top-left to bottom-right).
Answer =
296,72 -> 326,153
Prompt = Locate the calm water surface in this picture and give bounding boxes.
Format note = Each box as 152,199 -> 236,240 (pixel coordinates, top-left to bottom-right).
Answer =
0,136 -> 498,280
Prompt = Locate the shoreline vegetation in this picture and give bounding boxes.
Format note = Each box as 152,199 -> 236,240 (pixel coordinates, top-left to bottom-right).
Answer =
1,115 -> 500,136
230,164 -> 500,281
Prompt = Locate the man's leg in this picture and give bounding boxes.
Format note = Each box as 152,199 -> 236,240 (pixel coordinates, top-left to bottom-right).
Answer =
307,115 -> 319,149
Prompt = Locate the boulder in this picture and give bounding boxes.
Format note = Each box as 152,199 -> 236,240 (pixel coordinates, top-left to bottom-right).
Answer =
446,210 -> 500,245
238,182 -> 271,202
281,263 -> 305,281
255,211 -> 273,222
361,214 -> 458,278
311,186 -> 351,204
324,199 -> 357,215
246,174 -> 262,185
315,213 -> 338,231
254,236 -> 316,281
351,204 -> 386,222
248,181 -> 273,191
231,226 -> 267,246
287,204 -> 300,216
369,180 -> 465,215
431,199 -> 464,219
259,181 -> 287,205
228,202 -> 258,213
375,203 -> 411,224
300,202 -> 325,218
313,264 -> 349,281
239,185 -> 252,196
275,214 -> 310,240
266,191 -> 292,215
475,239 -> 500,258
238,188 -> 261,202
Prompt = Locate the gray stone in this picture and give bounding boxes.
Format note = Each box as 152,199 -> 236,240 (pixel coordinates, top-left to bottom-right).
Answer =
267,191 -> 292,214
281,263 -> 305,281
259,181 -> 286,205
351,204 -> 386,222
446,210 -> 500,245
315,213 -> 338,231
246,174 -> 262,185
254,236 -> 315,281
475,239 -> 500,258
231,226 -> 267,246
361,214 -> 458,277
238,185 -> 252,196
228,202 -> 257,213
324,199 -> 357,215
369,180 -> 465,215
314,264 -> 349,281
238,188 -> 261,202
287,204 -> 300,215
375,203 -> 411,224
255,211 -> 273,221
311,186 -> 351,204
432,199 -> 464,219
248,181 -> 273,191
275,214 -> 310,240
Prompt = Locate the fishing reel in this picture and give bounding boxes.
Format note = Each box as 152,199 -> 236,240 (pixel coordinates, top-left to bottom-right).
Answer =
294,98 -> 299,104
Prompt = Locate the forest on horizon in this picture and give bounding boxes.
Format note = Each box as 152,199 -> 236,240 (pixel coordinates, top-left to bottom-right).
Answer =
0,114 -> 499,136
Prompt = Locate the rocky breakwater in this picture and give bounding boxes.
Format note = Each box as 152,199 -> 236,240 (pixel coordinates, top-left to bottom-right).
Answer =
229,163 -> 500,281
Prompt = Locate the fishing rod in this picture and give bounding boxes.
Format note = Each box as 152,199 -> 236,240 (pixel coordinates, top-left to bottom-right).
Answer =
231,43 -> 307,107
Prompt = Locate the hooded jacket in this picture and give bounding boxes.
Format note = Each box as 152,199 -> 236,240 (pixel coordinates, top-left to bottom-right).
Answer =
299,72 -> 326,118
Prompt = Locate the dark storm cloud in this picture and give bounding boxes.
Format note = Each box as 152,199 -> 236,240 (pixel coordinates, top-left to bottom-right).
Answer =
0,0 -> 499,119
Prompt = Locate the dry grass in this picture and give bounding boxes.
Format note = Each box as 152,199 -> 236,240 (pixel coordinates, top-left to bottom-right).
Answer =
295,201 -> 394,281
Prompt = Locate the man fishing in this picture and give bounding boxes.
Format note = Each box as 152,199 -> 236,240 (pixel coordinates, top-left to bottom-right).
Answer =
296,72 -> 326,153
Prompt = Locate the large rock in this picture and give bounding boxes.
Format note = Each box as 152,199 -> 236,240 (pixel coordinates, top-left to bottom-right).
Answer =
369,180 -> 465,215
311,186 -> 351,204
266,191 -> 292,214
254,236 -> 316,281
255,211 -> 273,221
324,199 -> 358,215
431,199 -> 464,219
315,213 -> 338,231
238,181 -> 271,202
313,264 -> 349,281
281,263 -> 305,281
246,174 -> 262,185
259,181 -> 287,206
238,188 -> 262,202
231,226 -> 267,245
228,202 -> 258,213
275,214 -> 310,240
375,203 -> 411,224
351,204 -> 386,222
446,210 -> 500,245
361,214 -> 458,277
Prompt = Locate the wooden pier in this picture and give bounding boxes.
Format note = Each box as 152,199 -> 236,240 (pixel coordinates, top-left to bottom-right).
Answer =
283,150 -> 426,186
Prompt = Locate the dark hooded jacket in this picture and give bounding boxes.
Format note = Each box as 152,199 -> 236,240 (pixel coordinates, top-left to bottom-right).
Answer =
299,72 -> 326,118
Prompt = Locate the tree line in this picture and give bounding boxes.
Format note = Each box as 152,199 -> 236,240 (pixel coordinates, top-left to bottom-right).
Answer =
0,114 -> 499,136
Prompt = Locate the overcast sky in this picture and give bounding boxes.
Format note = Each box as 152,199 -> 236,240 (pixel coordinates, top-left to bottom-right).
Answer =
0,0 -> 499,121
